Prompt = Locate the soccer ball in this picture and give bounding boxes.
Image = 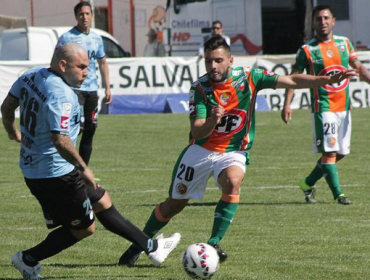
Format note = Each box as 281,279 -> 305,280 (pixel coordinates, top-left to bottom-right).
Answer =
181,243 -> 220,279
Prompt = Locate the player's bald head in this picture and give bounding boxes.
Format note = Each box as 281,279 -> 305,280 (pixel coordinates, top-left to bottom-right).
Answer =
50,43 -> 89,87
52,43 -> 87,64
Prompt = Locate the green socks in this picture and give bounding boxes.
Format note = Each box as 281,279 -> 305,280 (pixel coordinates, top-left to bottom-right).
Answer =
321,163 -> 342,199
208,199 -> 238,245
142,209 -> 169,238
305,158 -> 323,186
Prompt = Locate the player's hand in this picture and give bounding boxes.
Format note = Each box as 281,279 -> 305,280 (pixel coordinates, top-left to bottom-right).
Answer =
80,167 -> 97,189
8,130 -> 21,142
104,88 -> 112,105
281,105 -> 292,124
210,105 -> 225,125
329,69 -> 357,83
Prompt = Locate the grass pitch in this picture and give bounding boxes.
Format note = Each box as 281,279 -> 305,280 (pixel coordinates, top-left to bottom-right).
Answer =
1,109 -> 369,279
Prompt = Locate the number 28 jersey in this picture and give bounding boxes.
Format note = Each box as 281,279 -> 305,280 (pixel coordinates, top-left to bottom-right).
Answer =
9,67 -> 81,178
294,35 -> 358,113
189,67 -> 279,153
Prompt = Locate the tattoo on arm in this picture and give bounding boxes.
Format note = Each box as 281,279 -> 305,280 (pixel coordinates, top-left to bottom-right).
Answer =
52,133 -> 86,171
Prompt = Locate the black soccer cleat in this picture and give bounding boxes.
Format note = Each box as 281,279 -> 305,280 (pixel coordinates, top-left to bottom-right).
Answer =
211,243 -> 228,263
336,194 -> 351,205
118,244 -> 143,267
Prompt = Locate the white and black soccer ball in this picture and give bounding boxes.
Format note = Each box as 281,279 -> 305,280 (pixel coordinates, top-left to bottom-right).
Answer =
181,243 -> 220,279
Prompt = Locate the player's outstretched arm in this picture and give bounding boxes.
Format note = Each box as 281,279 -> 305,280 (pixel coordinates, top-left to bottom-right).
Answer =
276,69 -> 358,89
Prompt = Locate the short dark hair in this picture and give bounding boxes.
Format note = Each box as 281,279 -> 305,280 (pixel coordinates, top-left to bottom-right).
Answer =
212,20 -> 222,27
312,5 -> 334,20
74,1 -> 93,16
204,35 -> 230,54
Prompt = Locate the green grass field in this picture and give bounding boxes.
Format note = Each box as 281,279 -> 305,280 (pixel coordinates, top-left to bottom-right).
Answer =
1,109 -> 369,280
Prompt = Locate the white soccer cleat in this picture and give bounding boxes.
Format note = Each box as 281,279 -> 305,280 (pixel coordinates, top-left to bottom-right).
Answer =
148,232 -> 181,266
11,251 -> 42,279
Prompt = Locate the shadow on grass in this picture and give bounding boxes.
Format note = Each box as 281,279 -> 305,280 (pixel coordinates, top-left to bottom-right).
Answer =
140,201 -> 330,207
46,263 -> 163,269
0,263 -> 164,280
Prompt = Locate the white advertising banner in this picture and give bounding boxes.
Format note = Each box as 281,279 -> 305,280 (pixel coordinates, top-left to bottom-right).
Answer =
1,52 -> 370,115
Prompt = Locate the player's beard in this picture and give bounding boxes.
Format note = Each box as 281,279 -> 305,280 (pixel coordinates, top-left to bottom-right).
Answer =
209,67 -> 229,83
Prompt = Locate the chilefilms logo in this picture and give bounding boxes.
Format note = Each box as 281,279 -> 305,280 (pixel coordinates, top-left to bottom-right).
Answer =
318,65 -> 349,92
213,108 -> 246,136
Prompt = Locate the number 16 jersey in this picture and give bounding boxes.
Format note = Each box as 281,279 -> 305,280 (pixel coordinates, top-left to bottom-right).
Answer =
9,67 -> 81,179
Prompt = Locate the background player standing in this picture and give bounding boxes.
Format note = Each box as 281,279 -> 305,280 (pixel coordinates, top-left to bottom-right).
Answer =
281,5 -> 370,204
57,1 -> 112,165
118,36 -> 356,267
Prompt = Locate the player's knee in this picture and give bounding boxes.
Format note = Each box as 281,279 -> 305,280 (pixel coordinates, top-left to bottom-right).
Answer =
71,221 -> 96,240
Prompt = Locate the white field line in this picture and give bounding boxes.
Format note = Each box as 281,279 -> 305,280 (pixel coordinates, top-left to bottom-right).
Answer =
7,184 -> 364,197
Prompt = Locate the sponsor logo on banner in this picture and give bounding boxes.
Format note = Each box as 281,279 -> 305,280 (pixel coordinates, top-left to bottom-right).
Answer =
61,116 -> 69,129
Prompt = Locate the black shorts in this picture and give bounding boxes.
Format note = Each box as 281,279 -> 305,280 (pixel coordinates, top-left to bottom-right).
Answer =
75,90 -> 99,130
25,170 -> 95,230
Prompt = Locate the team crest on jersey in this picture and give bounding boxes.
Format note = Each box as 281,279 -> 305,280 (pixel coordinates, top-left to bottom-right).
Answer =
327,137 -> 336,147
263,70 -> 276,76
318,65 -> 349,92
213,108 -> 246,136
326,49 -> 334,58
61,116 -> 70,129
176,183 -> 188,195
219,92 -> 231,105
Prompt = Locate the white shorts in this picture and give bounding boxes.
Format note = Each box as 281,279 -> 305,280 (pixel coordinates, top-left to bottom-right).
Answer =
311,111 -> 351,155
170,145 -> 247,200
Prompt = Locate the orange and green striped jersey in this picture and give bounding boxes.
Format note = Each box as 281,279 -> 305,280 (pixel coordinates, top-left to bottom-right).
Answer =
189,67 -> 279,153
294,35 -> 357,113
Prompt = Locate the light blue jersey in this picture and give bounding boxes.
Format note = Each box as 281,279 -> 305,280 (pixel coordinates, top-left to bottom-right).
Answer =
9,67 -> 81,178
57,27 -> 105,91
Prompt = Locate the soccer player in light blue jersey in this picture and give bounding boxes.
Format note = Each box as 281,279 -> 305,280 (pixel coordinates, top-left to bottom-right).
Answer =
57,1 -> 112,165
1,43 -> 180,279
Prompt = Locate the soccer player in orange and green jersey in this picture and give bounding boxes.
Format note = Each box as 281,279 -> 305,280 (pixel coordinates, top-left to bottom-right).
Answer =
282,5 -> 370,205
118,35 -> 357,266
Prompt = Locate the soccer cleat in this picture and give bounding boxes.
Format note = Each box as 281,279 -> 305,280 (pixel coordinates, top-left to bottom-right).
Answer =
336,194 -> 351,205
299,178 -> 316,203
148,233 -> 181,266
11,251 -> 42,280
118,244 -> 143,267
211,243 -> 228,263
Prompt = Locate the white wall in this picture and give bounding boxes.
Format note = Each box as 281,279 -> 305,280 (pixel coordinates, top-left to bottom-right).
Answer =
0,0 -> 167,57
